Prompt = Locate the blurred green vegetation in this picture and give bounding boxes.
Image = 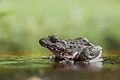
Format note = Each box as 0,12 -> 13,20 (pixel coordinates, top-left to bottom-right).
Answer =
0,56 -> 52,69
0,0 -> 120,56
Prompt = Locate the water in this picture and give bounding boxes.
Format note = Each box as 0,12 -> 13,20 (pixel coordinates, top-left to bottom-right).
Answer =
0,56 -> 120,80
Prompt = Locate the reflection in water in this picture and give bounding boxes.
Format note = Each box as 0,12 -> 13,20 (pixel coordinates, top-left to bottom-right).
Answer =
53,62 -> 103,71
0,61 -> 120,80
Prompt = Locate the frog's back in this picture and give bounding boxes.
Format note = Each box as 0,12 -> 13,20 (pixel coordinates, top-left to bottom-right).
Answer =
65,39 -> 80,52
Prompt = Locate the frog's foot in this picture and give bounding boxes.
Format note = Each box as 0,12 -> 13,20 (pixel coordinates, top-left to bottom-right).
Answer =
41,55 -> 56,61
41,56 -> 50,59
59,60 -> 74,64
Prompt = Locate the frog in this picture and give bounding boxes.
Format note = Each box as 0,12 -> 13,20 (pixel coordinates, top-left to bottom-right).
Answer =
39,35 -> 103,63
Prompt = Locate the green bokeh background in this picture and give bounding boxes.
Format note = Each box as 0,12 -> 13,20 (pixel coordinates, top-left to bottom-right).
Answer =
0,0 -> 120,56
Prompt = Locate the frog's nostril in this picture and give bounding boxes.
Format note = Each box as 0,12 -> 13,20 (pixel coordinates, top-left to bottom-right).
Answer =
39,38 -> 43,43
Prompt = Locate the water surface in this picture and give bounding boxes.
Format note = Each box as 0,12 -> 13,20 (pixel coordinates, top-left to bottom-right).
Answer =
0,56 -> 120,80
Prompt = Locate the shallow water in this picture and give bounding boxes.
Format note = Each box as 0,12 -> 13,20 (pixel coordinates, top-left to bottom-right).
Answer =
0,56 -> 120,80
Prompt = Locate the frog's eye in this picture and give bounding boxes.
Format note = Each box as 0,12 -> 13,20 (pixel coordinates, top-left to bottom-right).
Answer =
83,39 -> 86,42
49,36 -> 58,43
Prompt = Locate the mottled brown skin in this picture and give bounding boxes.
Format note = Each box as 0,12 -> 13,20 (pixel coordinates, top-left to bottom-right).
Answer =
39,35 -> 103,63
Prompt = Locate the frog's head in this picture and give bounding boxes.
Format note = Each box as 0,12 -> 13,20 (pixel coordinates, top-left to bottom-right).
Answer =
39,35 -> 66,54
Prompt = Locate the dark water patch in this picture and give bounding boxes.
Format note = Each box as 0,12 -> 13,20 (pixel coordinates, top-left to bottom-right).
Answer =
0,66 -> 120,80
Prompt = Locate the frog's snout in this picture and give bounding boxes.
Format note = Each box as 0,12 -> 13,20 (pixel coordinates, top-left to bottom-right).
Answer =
39,38 -> 46,47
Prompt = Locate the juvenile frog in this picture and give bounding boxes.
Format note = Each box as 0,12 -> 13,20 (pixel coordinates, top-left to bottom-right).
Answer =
39,35 -> 103,63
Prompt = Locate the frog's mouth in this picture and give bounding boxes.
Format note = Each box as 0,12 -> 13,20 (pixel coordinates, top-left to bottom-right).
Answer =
47,45 -> 64,53
46,45 -> 67,56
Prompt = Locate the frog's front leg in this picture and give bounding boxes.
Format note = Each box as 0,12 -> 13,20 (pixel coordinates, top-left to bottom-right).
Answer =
61,52 -> 79,63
